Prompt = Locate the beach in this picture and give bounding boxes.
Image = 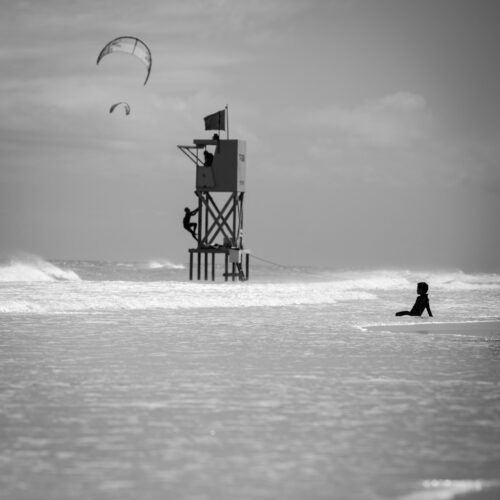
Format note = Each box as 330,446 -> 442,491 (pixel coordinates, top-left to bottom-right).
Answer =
1,259 -> 499,500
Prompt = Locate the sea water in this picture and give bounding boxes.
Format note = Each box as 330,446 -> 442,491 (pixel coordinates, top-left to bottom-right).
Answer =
1,256 -> 499,500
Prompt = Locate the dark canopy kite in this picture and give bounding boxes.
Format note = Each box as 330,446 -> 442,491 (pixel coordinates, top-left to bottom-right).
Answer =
97,36 -> 152,85
109,102 -> 131,115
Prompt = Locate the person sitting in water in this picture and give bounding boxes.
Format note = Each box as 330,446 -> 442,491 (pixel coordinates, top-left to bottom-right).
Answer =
183,207 -> 199,240
396,282 -> 433,317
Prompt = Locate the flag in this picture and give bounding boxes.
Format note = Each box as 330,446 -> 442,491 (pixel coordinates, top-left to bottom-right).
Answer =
204,109 -> 226,131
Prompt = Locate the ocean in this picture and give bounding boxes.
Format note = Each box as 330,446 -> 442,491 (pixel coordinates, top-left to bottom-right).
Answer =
1,256 -> 499,500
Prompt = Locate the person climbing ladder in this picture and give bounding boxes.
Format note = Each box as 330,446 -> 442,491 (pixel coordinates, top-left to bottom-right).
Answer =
183,207 -> 199,241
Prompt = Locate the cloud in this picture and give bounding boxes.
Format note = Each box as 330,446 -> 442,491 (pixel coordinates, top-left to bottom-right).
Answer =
308,91 -> 433,149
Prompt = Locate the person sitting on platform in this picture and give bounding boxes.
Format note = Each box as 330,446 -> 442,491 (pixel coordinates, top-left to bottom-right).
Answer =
203,150 -> 214,167
183,207 -> 199,240
212,134 -> 221,152
396,282 -> 433,317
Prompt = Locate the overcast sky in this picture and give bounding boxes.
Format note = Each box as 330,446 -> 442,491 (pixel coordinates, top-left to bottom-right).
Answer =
1,0 -> 499,271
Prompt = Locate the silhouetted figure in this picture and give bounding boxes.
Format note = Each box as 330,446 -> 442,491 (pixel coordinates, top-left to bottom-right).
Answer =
396,282 -> 433,317
211,134 -> 220,153
203,150 -> 214,166
183,207 -> 199,240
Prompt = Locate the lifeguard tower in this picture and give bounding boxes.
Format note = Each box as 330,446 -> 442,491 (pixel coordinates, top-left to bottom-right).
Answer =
177,109 -> 250,281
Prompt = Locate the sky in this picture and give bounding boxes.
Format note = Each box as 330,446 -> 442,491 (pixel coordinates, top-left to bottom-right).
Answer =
1,0 -> 499,271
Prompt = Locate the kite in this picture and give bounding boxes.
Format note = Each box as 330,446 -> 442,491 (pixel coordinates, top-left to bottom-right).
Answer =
109,102 -> 131,115
97,36 -> 152,85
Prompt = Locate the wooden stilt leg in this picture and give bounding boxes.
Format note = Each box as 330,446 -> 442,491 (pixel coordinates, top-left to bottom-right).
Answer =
189,252 -> 193,281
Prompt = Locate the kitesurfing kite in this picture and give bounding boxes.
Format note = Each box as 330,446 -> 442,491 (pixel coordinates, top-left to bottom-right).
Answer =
96,36 -> 152,85
109,102 -> 131,115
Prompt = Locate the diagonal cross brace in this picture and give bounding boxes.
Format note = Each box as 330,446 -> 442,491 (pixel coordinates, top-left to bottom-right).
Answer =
177,145 -> 203,166
197,192 -> 237,246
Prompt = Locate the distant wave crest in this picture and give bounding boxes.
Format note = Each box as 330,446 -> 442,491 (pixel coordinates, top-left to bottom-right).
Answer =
0,255 -> 80,283
145,259 -> 185,270
320,269 -> 500,291
430,270 -> 500,290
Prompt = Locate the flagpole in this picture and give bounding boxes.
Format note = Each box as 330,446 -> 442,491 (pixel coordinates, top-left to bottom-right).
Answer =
226,104 -> 229,140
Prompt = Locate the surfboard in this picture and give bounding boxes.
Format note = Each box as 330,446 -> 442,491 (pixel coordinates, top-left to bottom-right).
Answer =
361,320 -> 500,337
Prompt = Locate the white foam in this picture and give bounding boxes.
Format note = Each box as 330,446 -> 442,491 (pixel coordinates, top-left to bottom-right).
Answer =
1,263 -> 499,315
0,280 -> 376,314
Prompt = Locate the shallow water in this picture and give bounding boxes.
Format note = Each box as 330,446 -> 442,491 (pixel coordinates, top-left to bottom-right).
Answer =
1,260 -> 500,499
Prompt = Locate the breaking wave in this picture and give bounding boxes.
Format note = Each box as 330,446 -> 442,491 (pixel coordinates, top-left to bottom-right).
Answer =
0,255 -> 80,283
